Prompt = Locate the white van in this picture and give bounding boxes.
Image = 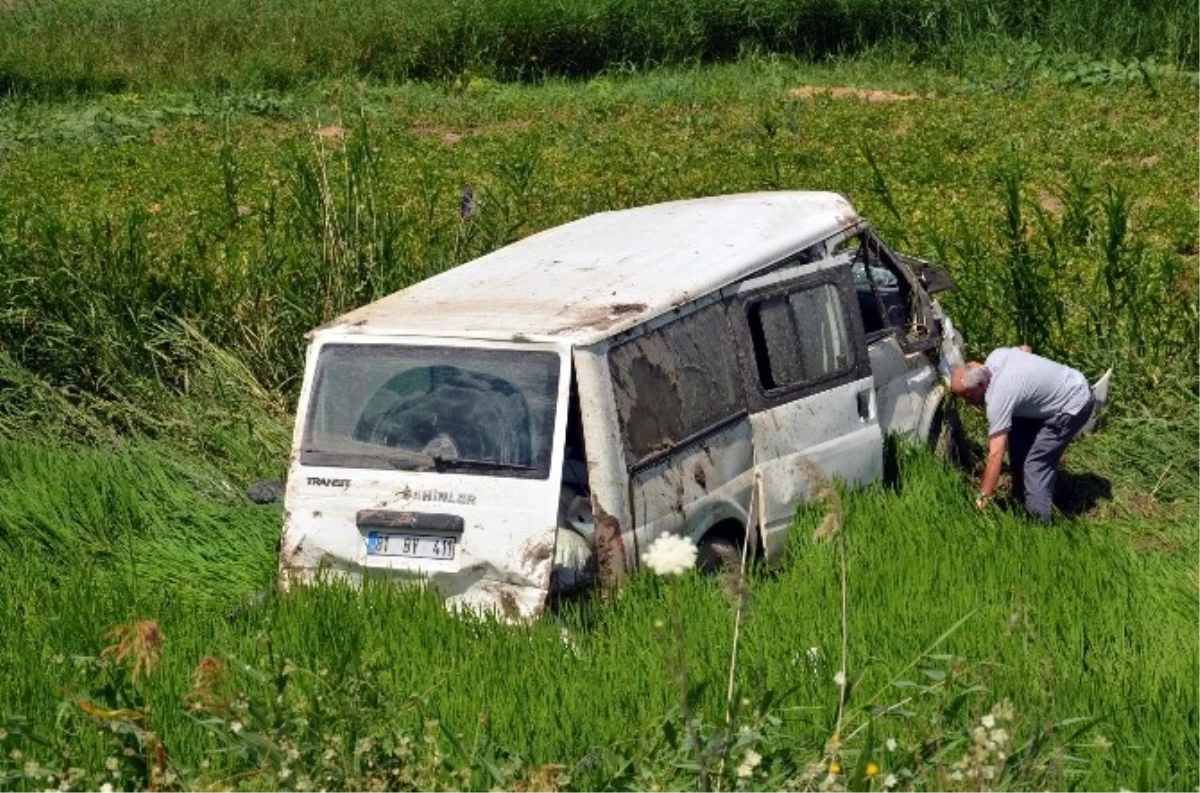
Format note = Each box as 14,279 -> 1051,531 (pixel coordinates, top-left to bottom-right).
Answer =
278,192 -> 966,618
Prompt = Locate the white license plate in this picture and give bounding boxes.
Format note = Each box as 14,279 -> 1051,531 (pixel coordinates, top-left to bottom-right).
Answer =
366,532 -> 456,560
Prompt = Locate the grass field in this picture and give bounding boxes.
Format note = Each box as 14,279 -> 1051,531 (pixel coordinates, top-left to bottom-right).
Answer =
0,0 -> 1194,97
0,45 -> 1196,793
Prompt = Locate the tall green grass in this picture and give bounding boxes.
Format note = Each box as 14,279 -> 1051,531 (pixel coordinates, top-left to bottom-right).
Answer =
1,74 -> 1194,488
0,445 -> 1195,790
0,0 -> 1195,98
0,440 -> 280,603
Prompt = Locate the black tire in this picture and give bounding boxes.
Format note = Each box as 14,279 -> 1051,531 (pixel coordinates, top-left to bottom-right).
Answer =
697,536 -> 742,574
930,405 -> 971,470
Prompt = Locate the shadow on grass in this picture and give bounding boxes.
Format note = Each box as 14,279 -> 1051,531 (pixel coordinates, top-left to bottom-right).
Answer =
1054,470 -> 1113,517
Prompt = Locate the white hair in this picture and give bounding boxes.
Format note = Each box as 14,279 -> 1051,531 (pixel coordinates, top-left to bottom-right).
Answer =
963,366 -> 990,390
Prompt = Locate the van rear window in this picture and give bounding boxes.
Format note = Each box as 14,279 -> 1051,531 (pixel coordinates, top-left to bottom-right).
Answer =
301,344 -> 560,479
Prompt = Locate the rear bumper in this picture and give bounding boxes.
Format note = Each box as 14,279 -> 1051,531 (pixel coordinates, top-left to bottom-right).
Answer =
277,562 -> 550,620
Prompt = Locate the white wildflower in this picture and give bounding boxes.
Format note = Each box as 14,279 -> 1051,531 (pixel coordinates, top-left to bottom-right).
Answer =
883,773 -> 897,789
23,760 -> 40,777
100,784 -> 114,793
990,728 -> 1009,745
1094,734 -> 1111,750
981,714 -> 995,729
230,721 -> 244,734
886,738 -> 898,752
949,771 -> 964,782
104,757 -> 119,772
833,671 -> 847,687
736,749 -> 762,779
807,646 -> 821,664
641,534 -> 697,576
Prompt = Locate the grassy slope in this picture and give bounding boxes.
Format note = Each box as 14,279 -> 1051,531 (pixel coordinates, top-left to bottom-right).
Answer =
0,60 -> 1196,790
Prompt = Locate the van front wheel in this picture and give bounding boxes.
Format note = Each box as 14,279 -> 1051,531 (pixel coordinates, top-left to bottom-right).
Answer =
696,536 -> 741,574
929,404 -> 970,469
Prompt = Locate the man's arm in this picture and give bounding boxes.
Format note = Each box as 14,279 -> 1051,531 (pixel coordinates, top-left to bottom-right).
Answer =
976,431 -> 1008,510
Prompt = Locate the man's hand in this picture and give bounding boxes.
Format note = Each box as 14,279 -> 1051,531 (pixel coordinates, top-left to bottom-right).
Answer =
975,432 -> 1007,514
1018,344 -> 1032,353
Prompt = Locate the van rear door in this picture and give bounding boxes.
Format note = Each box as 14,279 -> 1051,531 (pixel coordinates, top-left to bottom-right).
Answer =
280,336 -> 571,619
728,260 -> 883,556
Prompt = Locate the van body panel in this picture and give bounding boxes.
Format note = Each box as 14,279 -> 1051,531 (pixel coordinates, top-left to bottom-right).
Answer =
724,257 -> 885,555
868,335 -> 940,439
279,334 -> 572,619
629,416 -> 755,558
747,376 -> 883,554
570,345 -> 639,571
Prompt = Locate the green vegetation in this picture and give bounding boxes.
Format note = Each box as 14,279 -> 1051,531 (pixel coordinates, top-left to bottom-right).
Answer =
0,26 -> 1195,793
0,0 -> 1195,98
2,445 -> 1196,791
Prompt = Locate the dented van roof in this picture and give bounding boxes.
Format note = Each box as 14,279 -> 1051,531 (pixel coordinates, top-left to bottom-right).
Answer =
317,191 -> 860,345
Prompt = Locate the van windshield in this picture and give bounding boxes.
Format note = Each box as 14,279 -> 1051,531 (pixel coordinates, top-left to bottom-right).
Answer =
301,344 -> 561,479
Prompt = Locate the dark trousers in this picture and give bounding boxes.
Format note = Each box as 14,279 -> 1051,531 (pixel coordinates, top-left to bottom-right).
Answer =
1008,397 -> 1094,522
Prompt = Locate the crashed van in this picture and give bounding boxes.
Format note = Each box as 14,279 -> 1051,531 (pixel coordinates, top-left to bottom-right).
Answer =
278,191 -> 966,618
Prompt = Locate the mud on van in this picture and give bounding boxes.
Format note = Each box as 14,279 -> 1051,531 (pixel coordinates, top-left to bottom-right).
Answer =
278,192 -> 966,618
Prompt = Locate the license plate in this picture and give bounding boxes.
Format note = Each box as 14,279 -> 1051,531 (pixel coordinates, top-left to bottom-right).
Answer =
366,532 -> 456,560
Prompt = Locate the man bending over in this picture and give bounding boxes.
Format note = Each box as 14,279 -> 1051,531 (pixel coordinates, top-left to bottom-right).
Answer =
951,346 -> 1094,521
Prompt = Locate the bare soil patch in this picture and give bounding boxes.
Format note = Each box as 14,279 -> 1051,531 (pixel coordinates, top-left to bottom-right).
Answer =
786,86 -> 935,102
314,125 -> 346,141
409,119 -> 533,146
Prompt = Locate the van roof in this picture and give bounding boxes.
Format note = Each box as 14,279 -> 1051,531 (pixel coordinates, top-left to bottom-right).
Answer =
319,191 -> 860,345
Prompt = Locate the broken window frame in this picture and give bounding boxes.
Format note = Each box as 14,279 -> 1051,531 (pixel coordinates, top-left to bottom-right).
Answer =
828,225 -> 942,354
747,282 -> 854,388
729,265 -> 872,413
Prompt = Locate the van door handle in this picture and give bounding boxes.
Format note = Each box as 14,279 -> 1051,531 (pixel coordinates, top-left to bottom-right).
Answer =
856,390 -> 872,421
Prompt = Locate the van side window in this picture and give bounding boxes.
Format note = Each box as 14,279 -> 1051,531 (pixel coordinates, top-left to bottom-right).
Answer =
747,283 -> 852,390
609,302 -> 743,465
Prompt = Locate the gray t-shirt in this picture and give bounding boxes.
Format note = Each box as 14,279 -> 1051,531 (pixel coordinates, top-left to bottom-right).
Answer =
984,348 -> 1090,437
